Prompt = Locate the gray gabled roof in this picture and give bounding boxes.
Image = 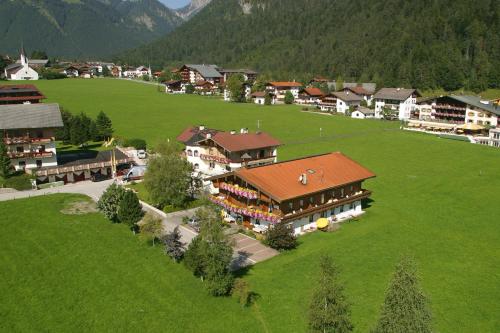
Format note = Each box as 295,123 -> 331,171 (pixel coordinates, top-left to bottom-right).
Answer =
374,88 -> 421,100
0,103 -> 63,130
449,95 -> 500,116
186,64 -> 222,78
332,91 -> 363,102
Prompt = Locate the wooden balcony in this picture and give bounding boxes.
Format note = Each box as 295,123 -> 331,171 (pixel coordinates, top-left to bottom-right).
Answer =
3,137 -> 53,145
281,190 -> 372,222
7,151 -> 54,159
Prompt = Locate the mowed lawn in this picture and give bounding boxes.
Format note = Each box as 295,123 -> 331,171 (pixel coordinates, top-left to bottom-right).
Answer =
2,79 -> 500,332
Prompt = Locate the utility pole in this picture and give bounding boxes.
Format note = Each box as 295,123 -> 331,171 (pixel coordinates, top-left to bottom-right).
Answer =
257,119 -> 261,129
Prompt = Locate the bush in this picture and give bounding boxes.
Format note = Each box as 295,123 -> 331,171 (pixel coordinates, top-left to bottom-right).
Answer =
123,138 -> 147,150
97,183 -> 126,222
117,190 -> 144,229
42,71 -> 67,80
265,222 -> 297,250
1,173 -> 33,190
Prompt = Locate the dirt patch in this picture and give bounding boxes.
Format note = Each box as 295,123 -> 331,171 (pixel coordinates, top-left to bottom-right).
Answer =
61,200 -> 98,215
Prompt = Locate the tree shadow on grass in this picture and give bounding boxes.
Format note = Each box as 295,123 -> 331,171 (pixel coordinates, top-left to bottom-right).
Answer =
362,197 -> 375,209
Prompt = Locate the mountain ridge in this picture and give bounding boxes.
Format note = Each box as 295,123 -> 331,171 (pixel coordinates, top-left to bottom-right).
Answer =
0,0 -> 183,59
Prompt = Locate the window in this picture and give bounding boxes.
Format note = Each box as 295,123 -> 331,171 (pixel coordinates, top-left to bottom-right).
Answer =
340,188 -> 344,197
299,199 -> 304,207
321,193 -> 325,204
193,150 -> 199,157
16,146 -> 23,153
187,149 -> 192,156
331,209 -> 335,215
339,205 -> 344,213
289,202 -> 293,210
320,211 -> 326,218
209,162 -> 215,169
18,161 -> 26,169
349,185 -> 354,192
309,196 -> 314,204
225,166 -> 231,172
194,163 -> 199,170
309,215 -> 314,222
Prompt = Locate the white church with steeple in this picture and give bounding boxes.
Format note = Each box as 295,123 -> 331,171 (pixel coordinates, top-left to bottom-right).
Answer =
4,47 -> 39,81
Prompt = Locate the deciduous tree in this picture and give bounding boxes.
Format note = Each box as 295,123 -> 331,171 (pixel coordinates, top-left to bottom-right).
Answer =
0,141 -> 12,182
139,213 -> 164,246
227,74 -> 246,102
309,255 -> 353,333
284,90 -> 294,104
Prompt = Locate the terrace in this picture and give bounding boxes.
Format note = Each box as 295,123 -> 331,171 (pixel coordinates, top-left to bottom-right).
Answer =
3,136 -> 54,145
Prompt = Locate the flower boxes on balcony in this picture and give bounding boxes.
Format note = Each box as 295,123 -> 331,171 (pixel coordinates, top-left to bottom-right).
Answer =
200,153 -> 230,164
209,195 -> 281,223
220,182 -> 258,199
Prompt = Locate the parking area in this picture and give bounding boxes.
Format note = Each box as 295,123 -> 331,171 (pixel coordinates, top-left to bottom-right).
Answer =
230,233 -> 279,269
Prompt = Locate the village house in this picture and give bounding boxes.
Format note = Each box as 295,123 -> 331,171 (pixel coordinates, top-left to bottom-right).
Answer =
351,107 -> 376,119
3,48 -> 39,81
164,80 -> 185,94
318,94 -> 337,112
332,91 -> 363,114
374,88 -> 420,120
250,91 -> 275,105
296,87 -> 324,105
341,85 -> 375,106
208,152 -> 375,235
219,68 -> 258,83
195,81 -> 217,95
177,125 -> 281,179
177,64 -> 223,85
0,84 -> 45,105
265,82 -> 303,103
0,103 -> 63,170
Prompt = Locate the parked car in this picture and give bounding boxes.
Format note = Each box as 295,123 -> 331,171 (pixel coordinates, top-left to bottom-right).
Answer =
137,150 -> 147,159
223,214 -> 237,223
123,165 -> 147,182
91,173 -> 109,182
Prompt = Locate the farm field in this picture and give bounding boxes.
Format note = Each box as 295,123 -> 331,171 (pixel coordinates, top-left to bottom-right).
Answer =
1,79 -> 500,332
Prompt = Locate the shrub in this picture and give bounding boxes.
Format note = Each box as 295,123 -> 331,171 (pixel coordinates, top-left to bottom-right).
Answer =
139,213 -> 164,246
97,183 -> 126,222
123,138 -> 147,150
265,222 -> 297,250
163,226 -> 184,262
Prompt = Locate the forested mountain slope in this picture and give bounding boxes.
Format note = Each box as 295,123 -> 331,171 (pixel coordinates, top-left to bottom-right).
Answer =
0,0 -> 183,58
119,0 -> 500,91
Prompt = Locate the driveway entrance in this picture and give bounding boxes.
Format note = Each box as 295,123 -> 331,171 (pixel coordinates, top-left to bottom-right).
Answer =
230,233 -> 279,269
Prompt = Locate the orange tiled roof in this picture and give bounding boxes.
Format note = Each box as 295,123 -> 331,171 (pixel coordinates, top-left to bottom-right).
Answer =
303,87 -> 324,97
211,132 -> 281,152
234,152 -> 375,201
268,81 -> 303,87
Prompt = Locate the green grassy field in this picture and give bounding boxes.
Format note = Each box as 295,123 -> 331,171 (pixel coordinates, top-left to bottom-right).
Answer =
1,79 -> 500,332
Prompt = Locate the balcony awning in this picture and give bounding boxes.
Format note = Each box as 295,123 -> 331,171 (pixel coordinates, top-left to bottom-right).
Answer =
457,123 -> 484,131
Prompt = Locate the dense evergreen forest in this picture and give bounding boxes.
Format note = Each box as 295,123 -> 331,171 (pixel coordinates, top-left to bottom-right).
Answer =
118,0 -> 500,92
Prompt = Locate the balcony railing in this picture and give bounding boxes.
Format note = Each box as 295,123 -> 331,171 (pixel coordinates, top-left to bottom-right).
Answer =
7,151 -> 54,159
3,137 -> 53,145
209,195 -> 282,223
199,154 -> 230,164
433,104 -> 466,111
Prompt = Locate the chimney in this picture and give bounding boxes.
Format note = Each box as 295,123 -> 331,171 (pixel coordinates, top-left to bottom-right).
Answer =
240,128 -> 248,134
230,130 -> 236,135
299,173 -> 307,185
199,125 -> 205,131
206,133 -> 211,139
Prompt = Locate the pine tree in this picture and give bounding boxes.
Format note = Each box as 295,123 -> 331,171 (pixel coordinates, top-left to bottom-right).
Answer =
309,255 -> 353,333
284,90 -> 294,104
0,140 -> 12,182
184,236 -> 206,279
117,190 -> 144,230
163,226 -> 184,261
95,111 -> 113,141
373,257 -> 432,333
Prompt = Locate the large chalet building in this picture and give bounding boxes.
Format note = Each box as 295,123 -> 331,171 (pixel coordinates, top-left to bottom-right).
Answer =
209,152 -> 375,235
373,88 -> 421,120
0,103 -> 63,170
177,64 -> 223,85
177,126 -> 281,179
0,84 -> 46,105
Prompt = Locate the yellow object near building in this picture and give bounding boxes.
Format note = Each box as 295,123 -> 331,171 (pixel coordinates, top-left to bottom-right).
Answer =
316,218 -> 329,229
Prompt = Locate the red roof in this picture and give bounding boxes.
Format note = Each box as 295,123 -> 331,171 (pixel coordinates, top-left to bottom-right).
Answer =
251,91 -> 267,97
303,87 -> 324,97
0,84 -> 46,102
233,152 -> 375,201
210,132 -> 281,152
268,81 -> 303,88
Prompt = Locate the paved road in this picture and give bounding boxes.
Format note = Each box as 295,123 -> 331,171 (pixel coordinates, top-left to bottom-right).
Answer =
0,179 -> 115,202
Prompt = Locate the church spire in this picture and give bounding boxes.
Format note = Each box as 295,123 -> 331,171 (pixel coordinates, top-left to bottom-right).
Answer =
20,42 -> 28,66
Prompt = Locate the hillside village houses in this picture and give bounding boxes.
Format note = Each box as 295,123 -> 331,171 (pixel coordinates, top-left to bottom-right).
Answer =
373,88 -> 421,120
3,48 -> 40,81
208,152 -> 375,235
177,125 -> 281,180
296,87 -> 324,105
